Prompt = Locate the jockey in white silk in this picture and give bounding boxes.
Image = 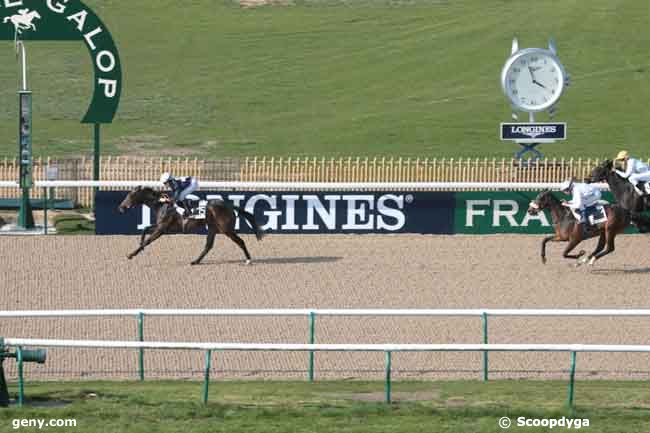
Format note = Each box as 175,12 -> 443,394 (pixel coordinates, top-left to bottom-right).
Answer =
559,179 -> 602,224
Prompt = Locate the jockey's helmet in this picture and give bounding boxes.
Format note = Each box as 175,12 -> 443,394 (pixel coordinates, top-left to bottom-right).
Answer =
160,172 -> 172,184
615,150 -> 629,161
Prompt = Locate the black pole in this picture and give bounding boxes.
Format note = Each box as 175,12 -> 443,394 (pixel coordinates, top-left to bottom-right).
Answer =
0,360 -> 9,407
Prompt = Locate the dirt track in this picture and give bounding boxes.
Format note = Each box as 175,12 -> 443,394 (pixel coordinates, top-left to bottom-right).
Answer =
1,234 -> 650,381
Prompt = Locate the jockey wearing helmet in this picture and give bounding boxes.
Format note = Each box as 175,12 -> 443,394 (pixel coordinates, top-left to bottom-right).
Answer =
613,150 -> 650,195
160,172 -> 199,216
559,178 -> 602,225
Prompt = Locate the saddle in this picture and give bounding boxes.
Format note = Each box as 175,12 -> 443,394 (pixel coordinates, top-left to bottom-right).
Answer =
177,194 -> 207,220
570,204 -> 607,227
583,205 -> 607,226
160,193 -> 207,219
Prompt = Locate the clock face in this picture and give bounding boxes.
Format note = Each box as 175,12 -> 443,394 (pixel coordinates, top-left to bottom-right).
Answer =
502,48 -> 566,112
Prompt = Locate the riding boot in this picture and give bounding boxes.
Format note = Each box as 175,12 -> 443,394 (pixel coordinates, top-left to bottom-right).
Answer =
579,212 -> 590,237
184,200 -> 193,217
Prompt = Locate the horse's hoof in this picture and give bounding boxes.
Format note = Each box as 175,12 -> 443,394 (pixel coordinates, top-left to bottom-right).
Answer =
127,254 -> 133,260
588,257 -> 597,266
245,259 -> 252,265
191,260 -> 200,266
541,256 -> 547,265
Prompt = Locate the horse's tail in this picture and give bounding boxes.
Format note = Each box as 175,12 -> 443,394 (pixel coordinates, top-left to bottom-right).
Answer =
235,206 -> 264,241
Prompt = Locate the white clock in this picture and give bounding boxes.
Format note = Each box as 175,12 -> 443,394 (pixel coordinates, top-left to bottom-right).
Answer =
501,38 -> 569,114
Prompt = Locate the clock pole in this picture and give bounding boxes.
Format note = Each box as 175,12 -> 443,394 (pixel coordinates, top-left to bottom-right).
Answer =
513,112 -> 544,160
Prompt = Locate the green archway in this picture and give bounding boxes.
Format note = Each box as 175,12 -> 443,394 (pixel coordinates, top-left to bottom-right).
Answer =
2,0 -> 123,228
1,0 -> 122,123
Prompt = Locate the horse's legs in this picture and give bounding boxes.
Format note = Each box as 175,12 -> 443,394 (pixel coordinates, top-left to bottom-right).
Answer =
128,229 -> 164,259
191,229 -> 217,266
540,235 -> 559,264
590,231 -> 616,264
140,225 -> 156,246
587,233 -> 607,262
225,232 -> 252,264
562,238 -> 586,260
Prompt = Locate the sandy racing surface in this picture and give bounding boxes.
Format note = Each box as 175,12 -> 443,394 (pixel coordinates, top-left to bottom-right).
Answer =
2,234 -> 650,380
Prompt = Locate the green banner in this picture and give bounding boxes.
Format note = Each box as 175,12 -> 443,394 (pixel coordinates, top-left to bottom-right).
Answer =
1,0 -> 122,123
455,191 -> 554,234
454,191 -> 633,234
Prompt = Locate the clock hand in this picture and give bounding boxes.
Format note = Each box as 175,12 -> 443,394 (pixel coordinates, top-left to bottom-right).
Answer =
533,79 -> 547,89
528,66 -> 535,81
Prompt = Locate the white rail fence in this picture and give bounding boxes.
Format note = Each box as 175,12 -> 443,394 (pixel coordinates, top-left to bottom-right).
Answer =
0,180 -> 611,220
4,337 -> 650,406
2,308 -> 649,383
0,180 -> 610,191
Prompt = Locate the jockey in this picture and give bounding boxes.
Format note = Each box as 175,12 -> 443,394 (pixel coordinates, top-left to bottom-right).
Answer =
613,150 -> 650,195
160,172 -> 199,216
559,178 -> 602,225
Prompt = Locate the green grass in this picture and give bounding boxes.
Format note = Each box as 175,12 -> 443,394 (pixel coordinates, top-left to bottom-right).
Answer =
53,214 -> 95,235
1,0 -> 650,159
0,380 -> 649,432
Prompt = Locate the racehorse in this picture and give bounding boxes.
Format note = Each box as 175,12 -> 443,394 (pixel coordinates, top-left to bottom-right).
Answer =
118,186 -> 264,265
527,190 -> 630,266
590,160 -> 650,231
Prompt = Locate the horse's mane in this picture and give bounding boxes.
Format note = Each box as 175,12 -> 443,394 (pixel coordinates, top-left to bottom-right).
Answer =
599,159 -> 629,185
130,186 -> 164,206
547,191 -> 561,203
538,190 -> 560,204
136,186 -> 162,196
536,190 -> 570,218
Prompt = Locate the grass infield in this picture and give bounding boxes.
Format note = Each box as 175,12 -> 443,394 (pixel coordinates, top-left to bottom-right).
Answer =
0,380 -> 649,432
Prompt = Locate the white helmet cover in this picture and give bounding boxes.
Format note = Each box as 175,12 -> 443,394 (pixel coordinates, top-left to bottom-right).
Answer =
160,172 -> 172,184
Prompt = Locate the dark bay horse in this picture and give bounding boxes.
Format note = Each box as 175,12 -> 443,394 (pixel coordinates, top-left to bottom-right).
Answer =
527,190 -> 630,266
590,159 -> 650,232
118,187 -> 264,265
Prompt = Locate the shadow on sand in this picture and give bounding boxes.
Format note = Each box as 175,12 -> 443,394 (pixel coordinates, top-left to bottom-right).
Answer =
589,267 -> 650,275
198,256 -> 343,266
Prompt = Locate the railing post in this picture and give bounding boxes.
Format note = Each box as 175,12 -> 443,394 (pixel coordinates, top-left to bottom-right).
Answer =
137,312 -> 145,381
482,312 -> 489,381
567,351 -> 577,409
202,350 -> 212,404
16,347 -> 24,407
308,311 -> 316,382
385,351 -> 392,404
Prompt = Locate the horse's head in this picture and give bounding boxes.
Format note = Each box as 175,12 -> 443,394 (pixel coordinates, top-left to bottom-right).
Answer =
118,186 -> 161,213
527,190 -> 555,215
590,160 -> 613,183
